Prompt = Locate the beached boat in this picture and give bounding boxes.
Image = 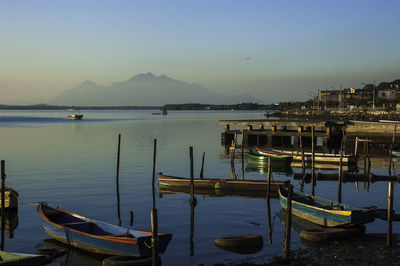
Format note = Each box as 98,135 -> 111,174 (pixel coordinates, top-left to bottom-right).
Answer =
0,250 -> 48,266
278,186 -> 375,227
39,204 -> 172,257
158,173 -> 288,193
68,114 -> 84,120
255,147 -> 356,165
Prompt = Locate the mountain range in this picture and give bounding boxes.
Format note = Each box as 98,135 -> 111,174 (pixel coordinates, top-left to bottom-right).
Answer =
50,73 -> 258,106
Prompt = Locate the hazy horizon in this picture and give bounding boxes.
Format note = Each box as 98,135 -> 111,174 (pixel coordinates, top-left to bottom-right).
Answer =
1,0 -> 399,105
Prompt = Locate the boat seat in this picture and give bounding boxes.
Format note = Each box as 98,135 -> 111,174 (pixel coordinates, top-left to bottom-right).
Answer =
61,221 -> 94,226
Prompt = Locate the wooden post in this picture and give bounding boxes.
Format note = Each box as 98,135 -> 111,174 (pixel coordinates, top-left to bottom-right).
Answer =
266,157 -> 273,244
189,146 -> 196,256
266,157 -> 272,202
151,208 -> 158,266
190,147 -> 194,204
1,160 -> 5,251
389,125 -> 396,177
130,211 -> 134,227
387,125 -> 396,248
152,139 -> 157,209
230,133 -> 237,179
116,134 -> 122,226
151,139 -> 158,266
199,152 -> 205,179
241,130 -> 245,180
311,126 -> 315,196
387,181 -> 394,248
354,137 -> 358,156
338,137 -> 343,203
282,183 -> 293,261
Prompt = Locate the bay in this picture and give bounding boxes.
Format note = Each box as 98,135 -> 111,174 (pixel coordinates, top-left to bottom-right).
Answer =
0,110 -> 398,265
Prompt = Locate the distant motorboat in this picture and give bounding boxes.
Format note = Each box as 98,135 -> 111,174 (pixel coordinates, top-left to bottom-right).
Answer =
68,114 -> 84,120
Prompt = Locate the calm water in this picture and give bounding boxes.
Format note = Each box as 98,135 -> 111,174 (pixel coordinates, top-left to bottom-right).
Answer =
0,110 -> 398,265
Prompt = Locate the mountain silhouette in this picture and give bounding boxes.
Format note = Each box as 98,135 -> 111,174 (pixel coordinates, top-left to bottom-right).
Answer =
50,73 -> 257,106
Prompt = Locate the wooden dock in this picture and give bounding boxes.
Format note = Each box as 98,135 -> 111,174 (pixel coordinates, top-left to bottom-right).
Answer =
219,119 -> 400,153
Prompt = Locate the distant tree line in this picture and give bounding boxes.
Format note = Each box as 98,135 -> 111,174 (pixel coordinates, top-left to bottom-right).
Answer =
161,102 -> 277,110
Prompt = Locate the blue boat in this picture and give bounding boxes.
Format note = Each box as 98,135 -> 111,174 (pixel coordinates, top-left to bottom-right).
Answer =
39,204 -> 172,257
278,186 -> 375,227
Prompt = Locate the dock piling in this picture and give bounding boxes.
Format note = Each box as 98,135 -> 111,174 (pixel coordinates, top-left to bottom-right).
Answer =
151,139 -> 158,266
311,126 -> 315,196
115,134 -> 122,226
282,183 -> 293,261
199,152 -> 205,179
1,160 -> 5,251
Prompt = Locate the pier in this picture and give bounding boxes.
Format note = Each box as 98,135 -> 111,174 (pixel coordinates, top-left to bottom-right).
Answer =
219,119 -> 400,152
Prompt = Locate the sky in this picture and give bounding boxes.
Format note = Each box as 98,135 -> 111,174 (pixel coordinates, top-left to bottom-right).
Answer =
1,0 -> 399,105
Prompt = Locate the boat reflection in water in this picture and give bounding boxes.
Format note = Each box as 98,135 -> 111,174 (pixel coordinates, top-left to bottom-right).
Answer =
43,239 -> 105,266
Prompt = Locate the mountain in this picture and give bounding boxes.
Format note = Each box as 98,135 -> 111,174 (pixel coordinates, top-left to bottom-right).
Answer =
50,73 -> 257,106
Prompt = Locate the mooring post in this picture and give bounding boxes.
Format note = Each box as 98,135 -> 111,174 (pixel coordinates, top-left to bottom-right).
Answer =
311,126 -> 315,196
338,137 -> 343,203
230,133 -> 237,179
189,146 -> 195,256
199,152 -> 205,179
151,139 -> 158,266
151,208 -> 158,265
387,181 -> 394,248
130,211 -> 134,227
354,137 -> 358,156
389,125 -> 396,176
241,130 -> 245,180
190,147 -> 194,204
282,183 -> 293,261
116,134 -> 122,226
1,160 -> 5,251
267,157 -> 272,202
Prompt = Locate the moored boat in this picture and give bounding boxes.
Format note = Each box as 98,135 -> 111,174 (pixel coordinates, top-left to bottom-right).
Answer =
158,173 -> 289,193
0,250 -> 48,266
278,186 -> 375,227
255,147 -> 356,165
245,151 -> 293,164
68,114 -> 84,120
39,204 -> 172,257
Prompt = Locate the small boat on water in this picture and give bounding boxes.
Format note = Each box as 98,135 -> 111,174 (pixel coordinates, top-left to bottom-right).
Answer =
68,114 -> 83,120
0,250 -> 48,266
255,147 -> 356,165
245,151 -> 293,164
39,204 -> 172,257
278,186 -> 375,227
159,173 -> 288,193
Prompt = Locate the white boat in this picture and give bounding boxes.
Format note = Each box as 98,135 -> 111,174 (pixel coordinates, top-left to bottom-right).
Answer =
255,147 -> 356,165
68,114 -> 84,120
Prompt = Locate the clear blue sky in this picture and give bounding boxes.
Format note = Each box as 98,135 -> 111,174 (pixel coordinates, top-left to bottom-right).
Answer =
1,0 -> 399,104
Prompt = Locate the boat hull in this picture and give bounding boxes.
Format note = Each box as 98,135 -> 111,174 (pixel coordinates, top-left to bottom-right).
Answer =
158,173 -> 289,193
278,186 -> 374,227
256,147 -> 356,165
40,205 -> 171,257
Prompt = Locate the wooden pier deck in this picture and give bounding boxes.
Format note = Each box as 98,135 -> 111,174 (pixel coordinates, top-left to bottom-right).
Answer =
219,119 -> 400,152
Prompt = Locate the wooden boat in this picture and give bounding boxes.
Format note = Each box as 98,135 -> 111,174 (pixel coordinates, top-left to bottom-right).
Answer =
245,151 -> 293,164
255,147 -> 356,165
68,114 -> 84,120
0,187 -> 18,209
159,173 -> 288,193
39,204 -> 172,257
0,250 -> 48,266
159,185 -> 280,199
278,186 -> 375,227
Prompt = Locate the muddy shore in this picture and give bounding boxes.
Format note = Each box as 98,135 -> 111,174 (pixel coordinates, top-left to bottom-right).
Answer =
217,234 -> 400,265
